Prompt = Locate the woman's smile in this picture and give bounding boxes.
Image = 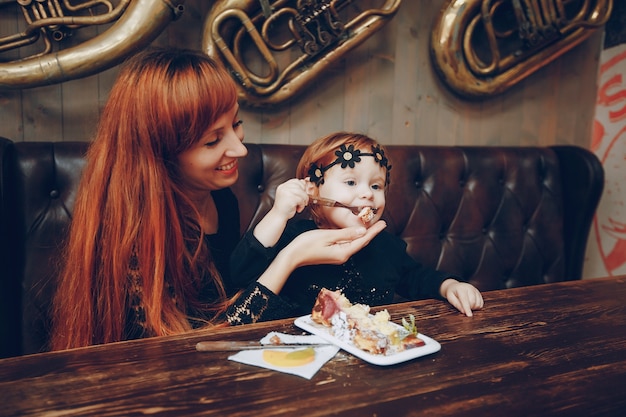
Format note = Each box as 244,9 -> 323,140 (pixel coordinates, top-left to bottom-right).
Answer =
217,160 -> 238,174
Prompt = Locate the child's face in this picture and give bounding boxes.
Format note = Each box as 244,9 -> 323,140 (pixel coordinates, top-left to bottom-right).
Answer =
316,156 -> 386,228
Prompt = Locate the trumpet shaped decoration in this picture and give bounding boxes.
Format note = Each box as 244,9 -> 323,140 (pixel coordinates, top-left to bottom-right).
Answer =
430,0 -> 613,98
0,0 -> 185,89
202,0 -> 402,108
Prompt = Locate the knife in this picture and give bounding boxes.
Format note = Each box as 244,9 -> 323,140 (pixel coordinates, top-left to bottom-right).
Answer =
195,341 -> 332,351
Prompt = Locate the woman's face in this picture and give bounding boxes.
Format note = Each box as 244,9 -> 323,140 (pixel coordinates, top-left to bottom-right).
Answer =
316,155 -> 386,229
177,104 -> 247,194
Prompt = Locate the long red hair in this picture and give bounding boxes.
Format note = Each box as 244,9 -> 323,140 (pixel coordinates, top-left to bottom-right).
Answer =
50,48 -> 237,350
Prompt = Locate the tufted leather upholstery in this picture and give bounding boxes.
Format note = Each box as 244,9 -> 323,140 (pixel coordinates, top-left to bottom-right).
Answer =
0,138 -> 604,357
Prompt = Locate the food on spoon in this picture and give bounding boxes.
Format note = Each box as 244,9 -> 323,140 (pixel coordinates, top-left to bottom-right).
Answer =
358,207 -> 375,223
262,347 -> 316,367
311,288 -> 425,355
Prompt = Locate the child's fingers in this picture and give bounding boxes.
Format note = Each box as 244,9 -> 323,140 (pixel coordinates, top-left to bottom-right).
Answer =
449,288 -> 482,317
455,294 -> 473,317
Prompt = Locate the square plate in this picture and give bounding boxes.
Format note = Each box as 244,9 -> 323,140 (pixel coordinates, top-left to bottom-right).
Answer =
294,314 -> 441,366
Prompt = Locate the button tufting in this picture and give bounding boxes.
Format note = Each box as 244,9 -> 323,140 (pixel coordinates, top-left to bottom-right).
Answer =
257,184 -> 265,193
49,190 -> 60,199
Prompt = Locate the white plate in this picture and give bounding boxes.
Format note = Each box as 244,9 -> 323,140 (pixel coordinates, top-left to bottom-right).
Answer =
294,314 -> 441,366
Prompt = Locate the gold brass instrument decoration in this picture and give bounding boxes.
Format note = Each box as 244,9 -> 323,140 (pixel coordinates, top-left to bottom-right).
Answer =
430,0 -> 613,98
203,0 -> 402,108
0,0 -> 185,89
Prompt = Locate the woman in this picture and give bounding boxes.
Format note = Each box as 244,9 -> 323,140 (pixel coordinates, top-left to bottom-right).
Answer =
50,48 -> 385,351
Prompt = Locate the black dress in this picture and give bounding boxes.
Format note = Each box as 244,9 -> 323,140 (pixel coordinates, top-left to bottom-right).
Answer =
125,188 -> 292,338
231,219 -> 461,318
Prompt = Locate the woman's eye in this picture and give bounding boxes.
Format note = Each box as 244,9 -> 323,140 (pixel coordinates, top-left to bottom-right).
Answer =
204,137 -> 221,147
233,119 -> 244,128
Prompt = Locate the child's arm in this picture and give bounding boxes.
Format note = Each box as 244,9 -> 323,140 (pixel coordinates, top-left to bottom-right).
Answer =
253,178 -> 308,248
439,279 -> 484,317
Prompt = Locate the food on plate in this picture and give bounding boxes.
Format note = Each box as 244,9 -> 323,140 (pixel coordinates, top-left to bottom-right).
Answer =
358,207 -> 375,223
262,347 -> 316,367
311,288 -> 425,355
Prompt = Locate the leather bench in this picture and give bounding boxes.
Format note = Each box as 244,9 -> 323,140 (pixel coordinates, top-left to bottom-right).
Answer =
0,137 -> 604,357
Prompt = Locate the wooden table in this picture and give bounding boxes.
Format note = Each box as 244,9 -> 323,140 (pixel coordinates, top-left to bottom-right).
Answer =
2,276 -> 625,417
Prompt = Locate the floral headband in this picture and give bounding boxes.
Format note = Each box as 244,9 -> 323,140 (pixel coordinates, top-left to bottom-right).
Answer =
307,144 -> 392,186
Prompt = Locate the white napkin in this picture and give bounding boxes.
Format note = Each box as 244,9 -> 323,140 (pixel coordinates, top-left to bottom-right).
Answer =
228,331 -> 340,380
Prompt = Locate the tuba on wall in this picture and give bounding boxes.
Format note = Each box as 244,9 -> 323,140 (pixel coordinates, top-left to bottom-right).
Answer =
430,0 -> 613,98
202,0 -> 402,109
0,0 -> 185,89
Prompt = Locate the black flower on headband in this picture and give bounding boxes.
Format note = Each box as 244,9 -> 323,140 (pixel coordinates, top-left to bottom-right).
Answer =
371,145 -> 387,168
308,163 -> 325,185
335,144 -> 363,169
371,145 -> 392,184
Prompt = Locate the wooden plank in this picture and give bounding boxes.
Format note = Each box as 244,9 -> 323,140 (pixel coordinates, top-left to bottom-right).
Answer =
288,59 -> 346,145
59,21 -> 100,142
558,31 -> 604,148
364,9 -> 396,143
0,2 -> 24,142
342,47 -> 370,132
391,1 -> 426,145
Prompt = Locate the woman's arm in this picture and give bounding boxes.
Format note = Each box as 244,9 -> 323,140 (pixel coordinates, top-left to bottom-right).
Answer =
257,220 -> 387,294
227,221 -> 386,324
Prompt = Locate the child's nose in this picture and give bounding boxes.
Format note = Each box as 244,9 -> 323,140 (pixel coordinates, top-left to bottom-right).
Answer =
359,186 -> 374,199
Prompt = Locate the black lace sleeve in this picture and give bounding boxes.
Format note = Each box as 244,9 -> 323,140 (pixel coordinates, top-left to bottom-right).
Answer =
226,283 -> 295,325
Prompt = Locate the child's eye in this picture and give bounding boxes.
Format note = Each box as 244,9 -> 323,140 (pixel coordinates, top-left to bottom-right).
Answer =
345,180 -> 356,186
372,184 -> 382,190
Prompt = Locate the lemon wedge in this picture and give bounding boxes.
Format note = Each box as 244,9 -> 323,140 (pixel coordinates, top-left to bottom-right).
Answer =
262,348 -> 316,367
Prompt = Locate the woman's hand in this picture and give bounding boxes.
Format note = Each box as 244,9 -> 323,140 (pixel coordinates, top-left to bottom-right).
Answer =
440,279 -> 484,317
289,220 -> 387,266
257,220 -> 387,293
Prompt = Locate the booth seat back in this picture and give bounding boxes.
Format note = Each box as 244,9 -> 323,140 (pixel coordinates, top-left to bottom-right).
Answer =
0,138 -> 604,357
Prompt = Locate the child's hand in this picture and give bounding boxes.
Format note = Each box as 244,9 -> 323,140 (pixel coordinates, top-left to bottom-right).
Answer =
440,279 -> 484,317
272,178 -> 308,221
253,178 -> 308,248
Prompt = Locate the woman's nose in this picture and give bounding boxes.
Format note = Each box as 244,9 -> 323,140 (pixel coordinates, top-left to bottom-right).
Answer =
225,131 -> 248,158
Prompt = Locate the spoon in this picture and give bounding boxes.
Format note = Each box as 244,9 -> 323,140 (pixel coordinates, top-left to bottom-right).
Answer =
308,196 -> 378,216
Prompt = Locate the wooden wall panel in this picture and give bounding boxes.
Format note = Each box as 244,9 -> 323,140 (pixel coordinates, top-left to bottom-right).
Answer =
0,0 -> 604,149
